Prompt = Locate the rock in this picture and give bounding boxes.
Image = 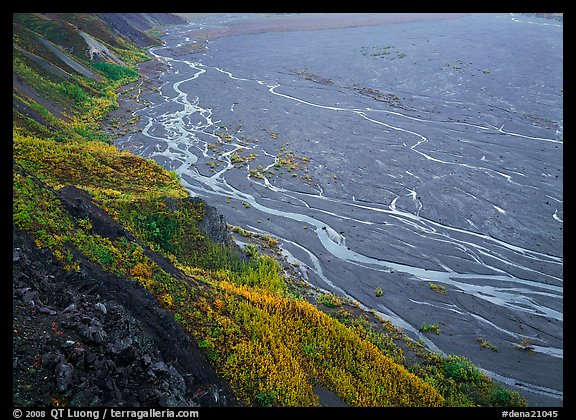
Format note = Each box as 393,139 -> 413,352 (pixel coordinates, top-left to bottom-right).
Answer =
42,350 -> 64,369
16,287 -> 42,307
109,337 -> 132,354
56,362 -> 74,392
13,248 -> 22,262
38,307 -> 57,315
109,337 -> 137,366
78,319 -> 107,344
150,361 -> 168,375
141,353 -> 152,367
22,290 -> 42,306
94,302 -> 107,314
70,347 -> 86,367
64,303 -> 77,313
84,351 -> 97,368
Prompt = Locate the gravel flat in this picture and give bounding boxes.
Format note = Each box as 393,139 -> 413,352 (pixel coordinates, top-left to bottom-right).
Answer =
115,13 -> 563,407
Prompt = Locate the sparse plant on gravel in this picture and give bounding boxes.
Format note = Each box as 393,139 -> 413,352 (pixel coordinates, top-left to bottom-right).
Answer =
429,283 -> 448,295
477,337 -> 499,352
419,323 -> 441,335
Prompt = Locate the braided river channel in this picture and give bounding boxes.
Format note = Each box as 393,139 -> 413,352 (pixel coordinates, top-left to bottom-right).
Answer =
114,13 -> 563,406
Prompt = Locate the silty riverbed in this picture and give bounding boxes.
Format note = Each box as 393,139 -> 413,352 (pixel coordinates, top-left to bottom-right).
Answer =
114,13 -> 563,406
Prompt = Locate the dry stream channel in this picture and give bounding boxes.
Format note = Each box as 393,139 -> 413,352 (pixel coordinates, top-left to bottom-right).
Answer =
114,13 -> 563,406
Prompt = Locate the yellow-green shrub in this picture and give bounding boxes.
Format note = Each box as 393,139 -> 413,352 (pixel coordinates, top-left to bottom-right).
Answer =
13,133 -> 187,199
189,280 -> 444,407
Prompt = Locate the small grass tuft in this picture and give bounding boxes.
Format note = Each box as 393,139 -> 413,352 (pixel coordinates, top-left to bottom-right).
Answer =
429,283 -> 448,295
477,337 -> 499,352
419,323 -> 441,335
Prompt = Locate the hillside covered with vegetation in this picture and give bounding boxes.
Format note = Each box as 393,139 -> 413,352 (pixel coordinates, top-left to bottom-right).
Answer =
12,12 -> 528,408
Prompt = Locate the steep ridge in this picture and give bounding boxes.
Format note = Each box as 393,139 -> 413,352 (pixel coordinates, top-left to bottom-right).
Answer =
13,12 -> 236,407
13,174 -> 235,407
98,13 -> 187,47
12,12 -> 531,408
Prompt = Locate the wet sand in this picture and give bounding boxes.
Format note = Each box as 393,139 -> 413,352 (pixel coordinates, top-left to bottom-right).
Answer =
114,13 -> 563,406
181,13 -> 469,40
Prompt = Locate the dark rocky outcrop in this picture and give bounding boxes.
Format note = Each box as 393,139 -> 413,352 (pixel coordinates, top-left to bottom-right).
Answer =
13,221 -> 237,407
195,198 -> 234,248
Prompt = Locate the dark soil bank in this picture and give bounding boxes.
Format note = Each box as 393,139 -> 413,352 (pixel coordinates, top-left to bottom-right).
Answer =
115,13 -> 563,406
12,184 -> 237,407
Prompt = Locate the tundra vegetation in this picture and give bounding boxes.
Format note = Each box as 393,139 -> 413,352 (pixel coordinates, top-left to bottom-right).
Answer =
12,13 -> 527,407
